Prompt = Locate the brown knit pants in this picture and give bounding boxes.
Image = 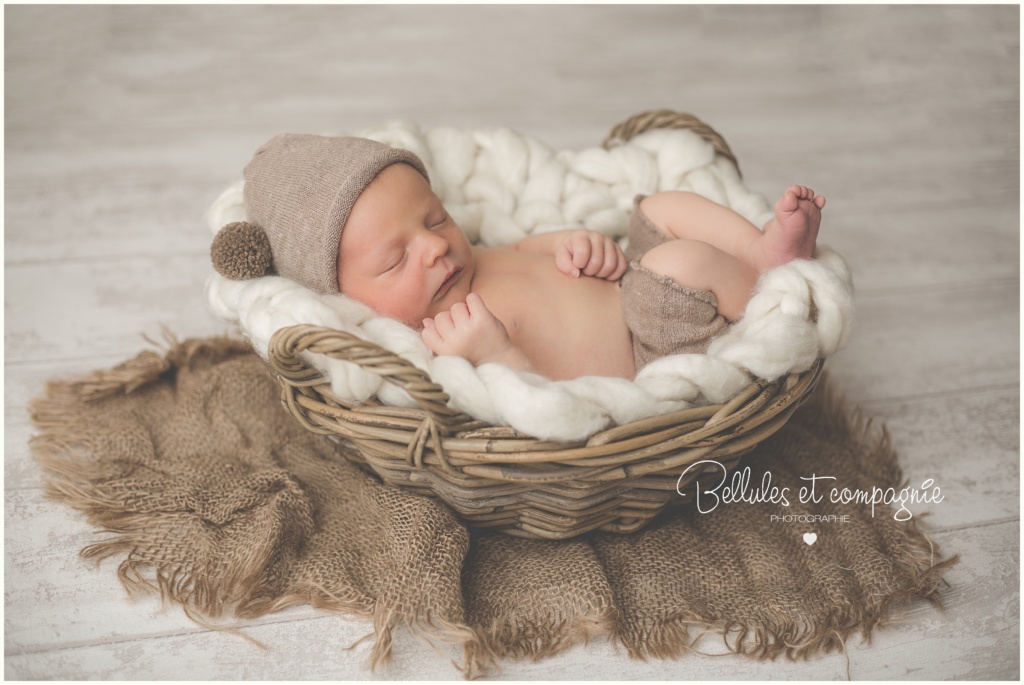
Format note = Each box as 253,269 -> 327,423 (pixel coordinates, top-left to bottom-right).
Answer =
620,195 -> 730,372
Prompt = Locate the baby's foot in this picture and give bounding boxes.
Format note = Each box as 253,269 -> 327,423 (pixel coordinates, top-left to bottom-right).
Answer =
755,185 -> 825,270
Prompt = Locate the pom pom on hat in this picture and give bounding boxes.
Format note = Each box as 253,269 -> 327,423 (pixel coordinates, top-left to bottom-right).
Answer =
211,221 -> 273,280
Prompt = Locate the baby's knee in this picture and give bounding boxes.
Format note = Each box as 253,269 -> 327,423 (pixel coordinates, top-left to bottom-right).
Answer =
638,239 -> 720,292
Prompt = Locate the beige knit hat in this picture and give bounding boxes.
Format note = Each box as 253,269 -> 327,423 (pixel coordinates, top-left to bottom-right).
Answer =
210,134 -> 430,294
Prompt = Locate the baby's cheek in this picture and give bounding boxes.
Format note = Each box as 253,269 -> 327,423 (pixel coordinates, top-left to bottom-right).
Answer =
354,292 -> 421,329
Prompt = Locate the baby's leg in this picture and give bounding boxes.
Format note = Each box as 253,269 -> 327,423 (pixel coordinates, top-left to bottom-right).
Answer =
639,239 -> 758,322
639,187 -> 824,272
639,192 -> 764,266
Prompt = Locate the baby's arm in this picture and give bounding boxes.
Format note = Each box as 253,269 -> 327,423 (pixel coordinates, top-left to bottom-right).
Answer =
513,229 -> 627,280
421,293 -> 535,371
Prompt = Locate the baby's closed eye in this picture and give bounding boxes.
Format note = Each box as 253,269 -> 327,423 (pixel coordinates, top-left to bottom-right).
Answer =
429,209 -> 449,228
382,252 -> 405,273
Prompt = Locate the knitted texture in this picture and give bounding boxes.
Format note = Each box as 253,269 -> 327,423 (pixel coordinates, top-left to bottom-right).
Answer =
242,134 -> 429,294
205,122 -> 855,441
31,337 -> 956,678
210,221 -> 273,280
621,197 -> 729,367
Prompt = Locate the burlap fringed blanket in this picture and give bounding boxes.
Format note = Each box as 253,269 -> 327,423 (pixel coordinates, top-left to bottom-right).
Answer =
30,337 -> 956,678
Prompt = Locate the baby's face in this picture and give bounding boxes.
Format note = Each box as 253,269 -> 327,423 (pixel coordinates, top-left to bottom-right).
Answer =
338,163 -> 475,329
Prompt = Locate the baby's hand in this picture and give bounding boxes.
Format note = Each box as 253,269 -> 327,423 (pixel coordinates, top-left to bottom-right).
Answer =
421,293 -> 517,366
555,230 -> 628,280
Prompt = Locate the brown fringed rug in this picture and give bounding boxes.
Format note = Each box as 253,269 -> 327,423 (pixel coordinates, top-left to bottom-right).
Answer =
30,336 -> 956,678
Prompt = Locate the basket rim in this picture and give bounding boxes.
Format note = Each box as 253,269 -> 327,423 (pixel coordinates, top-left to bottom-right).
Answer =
272,320 -> 824,467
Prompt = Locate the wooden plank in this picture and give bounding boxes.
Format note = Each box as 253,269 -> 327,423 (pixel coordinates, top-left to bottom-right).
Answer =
842,521 -> 1020,680
826,280 -> 1018,403
7,6 -> 1017,278
6,6 -> 1017,131
3,490 -> 327,655
821,204 -> 1018,294
858,387 -> 1020,530
7,6 -> 1017,159
4,180 -> 222,265
4,258 -> 235,365
5,517 -> 1016,679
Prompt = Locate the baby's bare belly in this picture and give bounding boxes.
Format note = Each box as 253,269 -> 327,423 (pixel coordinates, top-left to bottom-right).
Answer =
473,249 -> 635,380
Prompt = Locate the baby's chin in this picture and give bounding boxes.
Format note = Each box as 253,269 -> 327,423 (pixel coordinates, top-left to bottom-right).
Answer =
400,308 -> 435,331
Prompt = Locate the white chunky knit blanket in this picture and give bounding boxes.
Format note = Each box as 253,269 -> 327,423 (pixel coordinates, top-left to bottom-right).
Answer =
205,120 -> 854,441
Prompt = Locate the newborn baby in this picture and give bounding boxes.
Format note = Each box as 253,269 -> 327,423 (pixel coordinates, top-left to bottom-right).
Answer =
212,135 -> 824,381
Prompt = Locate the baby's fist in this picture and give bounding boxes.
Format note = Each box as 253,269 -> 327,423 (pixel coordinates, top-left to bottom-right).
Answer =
421,293 -> 514,365
556,230 -> 627,281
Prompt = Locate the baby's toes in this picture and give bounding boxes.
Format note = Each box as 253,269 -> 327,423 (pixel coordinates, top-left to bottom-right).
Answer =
777,189 -> 799,214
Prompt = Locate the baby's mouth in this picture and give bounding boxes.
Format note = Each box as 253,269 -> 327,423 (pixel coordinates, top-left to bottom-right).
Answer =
435,267 -> 462,301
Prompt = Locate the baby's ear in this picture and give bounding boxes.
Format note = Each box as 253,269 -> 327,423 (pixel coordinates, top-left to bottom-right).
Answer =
210,221 -> 274,280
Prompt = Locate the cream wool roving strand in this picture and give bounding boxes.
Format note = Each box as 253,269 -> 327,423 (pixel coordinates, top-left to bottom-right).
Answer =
205,121 -> 855,441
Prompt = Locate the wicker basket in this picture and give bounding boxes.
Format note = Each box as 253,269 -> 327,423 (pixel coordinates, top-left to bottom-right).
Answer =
265,110 -> 824,540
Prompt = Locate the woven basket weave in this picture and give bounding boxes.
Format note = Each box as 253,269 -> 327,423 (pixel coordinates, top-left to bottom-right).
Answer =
266,110 -> 824,540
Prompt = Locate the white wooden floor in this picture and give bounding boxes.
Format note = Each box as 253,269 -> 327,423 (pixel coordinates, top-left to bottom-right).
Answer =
5,5 -> 1019,680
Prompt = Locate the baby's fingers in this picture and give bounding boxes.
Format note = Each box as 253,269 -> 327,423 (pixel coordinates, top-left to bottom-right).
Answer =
431,310 -> 456,337
555,242 -> 584,278
581,239 -> 609,277
449,301 -> 471,325
608,248 -> 629,281
572,235 -> 598,272
420,318 -> 444,352
465,292 -> 494,320
593,241 -> 624,279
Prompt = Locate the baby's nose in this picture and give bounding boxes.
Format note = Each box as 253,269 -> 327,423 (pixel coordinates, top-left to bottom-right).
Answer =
421,231 -> 449,261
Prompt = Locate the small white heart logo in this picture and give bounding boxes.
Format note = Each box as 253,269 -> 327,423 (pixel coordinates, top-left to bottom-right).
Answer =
803,532 -> 817,545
